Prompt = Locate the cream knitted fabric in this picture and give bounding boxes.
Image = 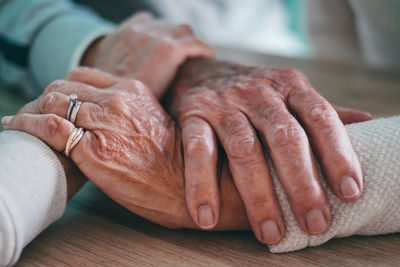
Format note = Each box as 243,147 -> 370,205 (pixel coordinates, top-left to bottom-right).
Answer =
269,116 -> 400,253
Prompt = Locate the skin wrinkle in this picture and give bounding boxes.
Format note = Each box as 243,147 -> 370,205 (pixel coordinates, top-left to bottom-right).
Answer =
83,13 -> 214,99
4,66 -> 368,237
163,58 -> 365,239
6,18 -> 371,241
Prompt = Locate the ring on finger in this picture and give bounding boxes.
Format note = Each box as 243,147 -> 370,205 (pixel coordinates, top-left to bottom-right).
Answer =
65,127 -> 84,157
69,101 -> 82,124
67,94 -> 78,121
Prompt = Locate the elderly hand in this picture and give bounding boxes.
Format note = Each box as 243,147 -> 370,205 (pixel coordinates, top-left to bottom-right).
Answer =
1,67 -> 373,245
81,12 -> 214,99
2,67 -> 194,228
1,67 -> 253,231
166,58 -> 370,244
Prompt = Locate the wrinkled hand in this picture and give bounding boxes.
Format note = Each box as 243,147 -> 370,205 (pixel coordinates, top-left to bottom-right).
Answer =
166,58 -> 370,244
81,12 -> 214,99
2,67 -> 253,231
2,68 -> 192,228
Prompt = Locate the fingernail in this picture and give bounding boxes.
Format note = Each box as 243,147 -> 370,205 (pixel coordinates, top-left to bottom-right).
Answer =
339,176 -> 360,199
364,112 -> 373,120
260,220 -> 281,244
198,205 -> 215,229
2,116 -> 13,126
305,209 -> 328,234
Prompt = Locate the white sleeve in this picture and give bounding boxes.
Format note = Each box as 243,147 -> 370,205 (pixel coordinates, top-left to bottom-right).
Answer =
269,116 -> 400,252
0,130 -> 67,266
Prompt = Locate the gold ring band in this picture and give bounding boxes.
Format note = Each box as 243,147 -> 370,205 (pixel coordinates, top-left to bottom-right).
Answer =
65,127 -> 84,157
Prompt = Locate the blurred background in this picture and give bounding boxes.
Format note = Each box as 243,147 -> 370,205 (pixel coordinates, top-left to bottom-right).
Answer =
77,0 -> 400,68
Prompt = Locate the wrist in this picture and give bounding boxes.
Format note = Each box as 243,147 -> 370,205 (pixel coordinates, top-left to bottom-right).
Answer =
53,151 -> 87,201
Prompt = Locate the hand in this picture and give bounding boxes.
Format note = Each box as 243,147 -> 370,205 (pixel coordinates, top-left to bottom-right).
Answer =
2,67 -> 192,228
81,12 -> 215,99
2,67 -> 253,231
166,58 -> 369,244
1,67 -> 371,244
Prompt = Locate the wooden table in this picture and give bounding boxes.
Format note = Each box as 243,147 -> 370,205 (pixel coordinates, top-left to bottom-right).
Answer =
12,48 -> 400,266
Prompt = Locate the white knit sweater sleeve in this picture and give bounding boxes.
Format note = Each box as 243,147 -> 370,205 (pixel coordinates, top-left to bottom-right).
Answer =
0,130 -> 67,266
269,115 -> 400,252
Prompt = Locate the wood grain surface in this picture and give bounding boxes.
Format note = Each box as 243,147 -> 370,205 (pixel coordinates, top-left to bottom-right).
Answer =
12,49 -> 400,266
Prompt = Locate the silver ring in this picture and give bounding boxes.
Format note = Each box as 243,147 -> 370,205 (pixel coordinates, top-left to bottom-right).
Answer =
69,101 -> 82,124
67,94 -> 78,121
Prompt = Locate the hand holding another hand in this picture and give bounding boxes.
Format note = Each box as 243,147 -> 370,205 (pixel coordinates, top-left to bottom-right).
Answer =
166,58 -> 370,244
2,64 -> 372,246
2,67 -> 194,228
81,12 -> 214,99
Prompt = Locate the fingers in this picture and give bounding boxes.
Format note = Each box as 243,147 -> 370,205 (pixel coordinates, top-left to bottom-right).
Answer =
66,67 -> 119,88
17,92 -> 103,129
211,113 -> 284,244
43,80 -> 104,104
332,104 -> 373,124
172,24 -> 195,38
2,113 -> 75,151
248,99 -> 331,235
181,116 -> 219,229
179,37 -> 215,59
2,113 -> 91,165
289,89 -> 363,202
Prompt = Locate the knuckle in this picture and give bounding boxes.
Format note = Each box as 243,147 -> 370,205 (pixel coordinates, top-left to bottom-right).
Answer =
285,68 -> 306,81
270,123 -> 304,148
307,104 -> 337,126
184,135 -> 213,157
139,33 -> 153,42
178,90 -> 216,117
290,184 -> 323,206
39,93 -> 56,113
283,68 -> 310,92
226,134 -> 258,160
44,114 -> 61,136
123,79 -> 147,94
122,26 -> 136,37
114,90 -> 131,102
119,27 -> 137,44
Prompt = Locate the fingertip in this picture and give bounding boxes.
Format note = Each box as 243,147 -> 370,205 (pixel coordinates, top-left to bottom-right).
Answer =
305,209 -> 330,235
361,112 -> 373,121
197,205 -> 217,230
260,220 -> 284,245
2,115 -> 14,128
339,176 -> 361,201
